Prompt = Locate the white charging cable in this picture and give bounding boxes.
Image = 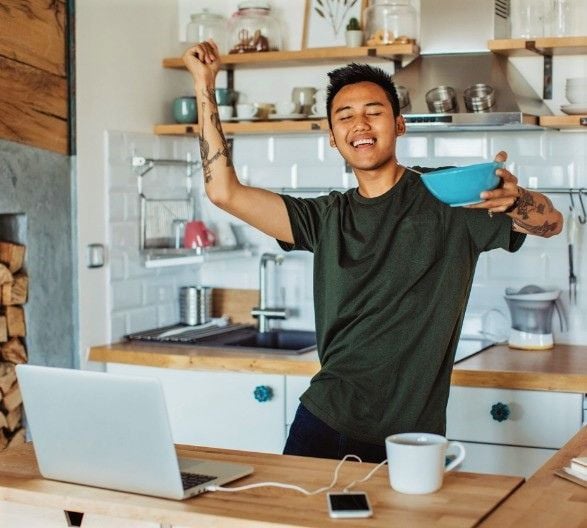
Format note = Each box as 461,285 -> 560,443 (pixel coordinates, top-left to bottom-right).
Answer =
205,455 -> 388,496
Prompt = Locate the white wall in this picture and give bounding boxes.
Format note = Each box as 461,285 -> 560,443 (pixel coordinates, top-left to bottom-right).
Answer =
78,1 -> 587,364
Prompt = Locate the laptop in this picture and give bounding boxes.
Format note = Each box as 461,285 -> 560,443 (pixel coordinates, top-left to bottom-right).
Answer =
16,364 -> 254,500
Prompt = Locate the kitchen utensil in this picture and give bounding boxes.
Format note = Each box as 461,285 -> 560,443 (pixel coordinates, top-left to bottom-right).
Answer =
463,83 -> 495,112
425,86 -> 457,113
567,208 -> 578,305
504,285 -> 567,350
183,220 -> 216,248
418,162 -> 502,206
179,286 -> 213,326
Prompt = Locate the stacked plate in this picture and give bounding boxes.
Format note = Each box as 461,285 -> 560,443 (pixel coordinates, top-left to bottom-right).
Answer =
561,77 -> 587,115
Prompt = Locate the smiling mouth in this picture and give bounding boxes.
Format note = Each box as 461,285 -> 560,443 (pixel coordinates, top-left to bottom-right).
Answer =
351,138 -> 376,149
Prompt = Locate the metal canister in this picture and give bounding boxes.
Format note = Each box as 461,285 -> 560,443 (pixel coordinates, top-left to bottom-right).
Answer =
179,286 -> 213,326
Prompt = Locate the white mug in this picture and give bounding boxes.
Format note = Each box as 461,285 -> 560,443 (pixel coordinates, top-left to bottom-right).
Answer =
218,105 -> 233,121
275,101 -> 297,115
385,433 -> 465,494
236,103 -> 257,119
311,102 -> 327,117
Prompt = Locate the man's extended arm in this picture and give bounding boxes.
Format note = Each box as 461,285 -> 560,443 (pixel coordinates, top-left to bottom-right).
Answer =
469,151 -> 563,238
182,40 -> 294,244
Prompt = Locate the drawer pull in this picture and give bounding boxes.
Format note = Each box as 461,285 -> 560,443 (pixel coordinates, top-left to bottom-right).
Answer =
490,402 -> 510,422
253,385 -> 273,402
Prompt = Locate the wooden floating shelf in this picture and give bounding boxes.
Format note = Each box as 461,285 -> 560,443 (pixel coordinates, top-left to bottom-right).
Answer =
163,43 -> 419,69
154,119 -> 330,136
488,36 -> 587,56
539,115 -> 587,129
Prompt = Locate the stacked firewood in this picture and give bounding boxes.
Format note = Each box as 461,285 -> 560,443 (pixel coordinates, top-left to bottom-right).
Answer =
0,242 -> 27,450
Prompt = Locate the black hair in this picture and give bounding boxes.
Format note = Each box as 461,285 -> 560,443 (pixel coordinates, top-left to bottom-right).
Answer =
326,63 -> 400,129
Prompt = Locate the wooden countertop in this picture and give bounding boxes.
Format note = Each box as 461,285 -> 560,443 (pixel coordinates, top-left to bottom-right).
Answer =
89,342 -> 587,392
480,425 -> 587,528
0,442 -> 522,528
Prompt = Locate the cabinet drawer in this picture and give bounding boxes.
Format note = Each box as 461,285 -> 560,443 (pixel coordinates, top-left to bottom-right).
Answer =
107,364 -> 286,453
454,441 -> 555,478
447,386 -> 583,449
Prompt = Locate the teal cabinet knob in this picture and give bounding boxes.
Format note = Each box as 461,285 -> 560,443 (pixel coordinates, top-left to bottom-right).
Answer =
490,402 -> 510,422
253,385 -> 273,403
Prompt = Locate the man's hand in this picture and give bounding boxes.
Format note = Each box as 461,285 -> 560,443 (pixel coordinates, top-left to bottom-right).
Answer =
182,39 -> 222,86
467,151 -> 520,215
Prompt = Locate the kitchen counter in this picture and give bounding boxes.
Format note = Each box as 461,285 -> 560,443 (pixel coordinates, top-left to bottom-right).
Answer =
0,442 -> 523,528
480,424 -> 587,527
88,342 -> 587,392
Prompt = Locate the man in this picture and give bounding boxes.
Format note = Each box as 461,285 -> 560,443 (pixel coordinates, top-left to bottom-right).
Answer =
183,40 -> 563,463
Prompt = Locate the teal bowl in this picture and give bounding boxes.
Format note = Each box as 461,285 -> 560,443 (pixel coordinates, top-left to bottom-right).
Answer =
420,162 -> 502,207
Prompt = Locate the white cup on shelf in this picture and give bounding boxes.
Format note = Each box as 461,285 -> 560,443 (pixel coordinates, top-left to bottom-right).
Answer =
236,103 -> 257,119
218,105 -> 233,121
275,101 -> 298,115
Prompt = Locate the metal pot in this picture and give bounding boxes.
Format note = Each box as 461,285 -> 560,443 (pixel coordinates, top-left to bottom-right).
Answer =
396,85 -> 411,109
425,85 -> 457,113
179,286 -> 213,326
464,83 -> 495,112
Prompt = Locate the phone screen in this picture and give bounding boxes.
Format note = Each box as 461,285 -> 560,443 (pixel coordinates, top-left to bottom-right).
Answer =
329,493 -> 370,511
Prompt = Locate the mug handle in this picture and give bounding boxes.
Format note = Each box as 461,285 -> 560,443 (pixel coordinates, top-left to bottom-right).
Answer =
444,441 -> 466,472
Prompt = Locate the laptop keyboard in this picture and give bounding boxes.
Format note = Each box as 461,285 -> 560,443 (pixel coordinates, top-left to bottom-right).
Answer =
180,471 -> 217,490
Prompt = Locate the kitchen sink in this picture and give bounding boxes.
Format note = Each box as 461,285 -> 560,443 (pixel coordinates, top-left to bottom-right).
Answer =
196,327 -> 317,355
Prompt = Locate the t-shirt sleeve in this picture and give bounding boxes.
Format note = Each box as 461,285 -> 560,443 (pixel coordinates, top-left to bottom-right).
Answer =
276,194 -> 331,252
462,208 -> 526,253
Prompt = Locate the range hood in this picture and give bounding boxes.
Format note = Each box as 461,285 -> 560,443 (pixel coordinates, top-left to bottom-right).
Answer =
394,0 -> 551,131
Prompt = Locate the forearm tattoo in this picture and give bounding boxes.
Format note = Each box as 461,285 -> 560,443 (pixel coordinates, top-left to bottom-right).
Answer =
511,188 -> 559,235
198,87 -> 232,184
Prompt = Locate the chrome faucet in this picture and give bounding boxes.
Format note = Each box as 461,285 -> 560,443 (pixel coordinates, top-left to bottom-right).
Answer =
251,253 -> 287,333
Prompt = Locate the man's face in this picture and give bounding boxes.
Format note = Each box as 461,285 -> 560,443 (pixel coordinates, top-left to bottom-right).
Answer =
328,81 -> 405,172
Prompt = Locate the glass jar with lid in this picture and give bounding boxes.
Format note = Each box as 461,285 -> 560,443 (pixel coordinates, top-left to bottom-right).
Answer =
228,1 -> 282,54
186,9 -> 228,54
364,0 -> 418,46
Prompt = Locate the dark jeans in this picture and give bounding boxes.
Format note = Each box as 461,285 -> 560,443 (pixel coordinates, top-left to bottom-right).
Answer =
283,403 -> 387,463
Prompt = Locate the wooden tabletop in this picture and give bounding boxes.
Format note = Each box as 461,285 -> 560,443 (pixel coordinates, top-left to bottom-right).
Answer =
480,425 -> 587,528
0,443 -> 522,528
89,342 -> 587,392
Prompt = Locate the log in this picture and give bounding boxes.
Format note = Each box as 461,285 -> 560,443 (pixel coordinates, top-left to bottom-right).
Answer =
1,273 -> 28,305
0,338 -> 27,364
4,306 -> 25,337
7,428 -> 25,449
3,384 -> 22,412
0,363 -> 16,394
0,242 -> 25,274
0,263 -> 12,286
0,316 -> 6,342
0,429 -> 8,451
6,405 -> 22,432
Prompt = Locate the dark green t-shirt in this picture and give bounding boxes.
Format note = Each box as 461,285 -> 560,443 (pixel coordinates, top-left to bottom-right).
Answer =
277,167 -> 525,445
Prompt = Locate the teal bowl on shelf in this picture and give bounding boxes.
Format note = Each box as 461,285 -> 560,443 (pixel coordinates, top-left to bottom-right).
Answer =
419,161 -> 502,207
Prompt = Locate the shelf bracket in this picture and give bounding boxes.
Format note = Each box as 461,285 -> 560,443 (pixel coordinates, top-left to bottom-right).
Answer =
524,41 -> 553,100
226,67 -> 235,92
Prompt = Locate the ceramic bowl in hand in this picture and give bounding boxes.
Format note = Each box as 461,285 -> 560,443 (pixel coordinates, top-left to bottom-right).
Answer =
419,161 -> 502,207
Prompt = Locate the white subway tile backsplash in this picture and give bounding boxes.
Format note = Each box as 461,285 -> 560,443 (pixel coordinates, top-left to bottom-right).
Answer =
486,247 -> 549,282
110,254 -> 126,281
396,135 -> 429,158
144,283 -> 176,305
490,133 -> 544,159
110,222 -> 139,249
110,313 -> 128,342
127,306 -> 159,333
273,136 -> 321,165
233,136 -> 272,166
109,194 -> 125,221
158,303 -> 178,327
433,135 -> 488,158
111,280 -> 143,310
514,163 -> 567,188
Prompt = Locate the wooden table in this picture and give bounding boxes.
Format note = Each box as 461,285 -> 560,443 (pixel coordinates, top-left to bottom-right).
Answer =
0,443 -> 522,528
480,425 -> 587,528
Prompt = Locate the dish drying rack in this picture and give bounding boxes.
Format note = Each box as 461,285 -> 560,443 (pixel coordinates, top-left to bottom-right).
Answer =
132,155 -> 253,267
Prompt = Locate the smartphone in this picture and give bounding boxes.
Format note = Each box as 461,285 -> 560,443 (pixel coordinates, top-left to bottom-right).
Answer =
327,492 -> 373,519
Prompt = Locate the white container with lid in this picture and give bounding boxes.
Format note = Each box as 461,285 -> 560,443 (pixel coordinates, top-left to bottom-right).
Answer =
186,9 -> 227,54
363,0 -> 418,46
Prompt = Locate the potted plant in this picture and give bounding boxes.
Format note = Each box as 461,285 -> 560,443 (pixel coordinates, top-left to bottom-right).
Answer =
345,17 -> 363,47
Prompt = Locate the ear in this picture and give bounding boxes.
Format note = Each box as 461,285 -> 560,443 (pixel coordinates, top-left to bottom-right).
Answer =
395,116 -> 406,137
329,131 -> 337,149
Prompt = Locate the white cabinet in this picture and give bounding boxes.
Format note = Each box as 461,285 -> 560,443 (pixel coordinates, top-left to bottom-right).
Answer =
106,364 -> 286,454
447,386 -> 584,477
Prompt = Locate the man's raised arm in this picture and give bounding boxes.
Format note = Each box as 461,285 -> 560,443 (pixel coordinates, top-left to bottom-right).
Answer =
182,40 -> 294,244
